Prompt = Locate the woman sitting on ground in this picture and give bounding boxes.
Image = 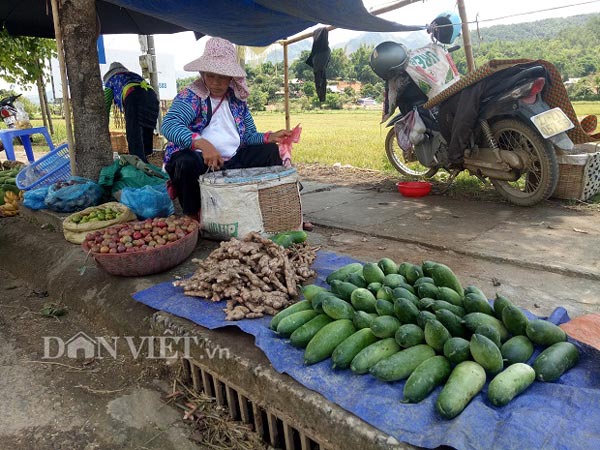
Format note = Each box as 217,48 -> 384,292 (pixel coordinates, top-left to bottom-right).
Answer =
161,37 -> 290,222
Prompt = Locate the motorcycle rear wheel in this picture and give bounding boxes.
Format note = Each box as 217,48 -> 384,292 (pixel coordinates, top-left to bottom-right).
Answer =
489,119 -> 559,206
385,128 -> 438,178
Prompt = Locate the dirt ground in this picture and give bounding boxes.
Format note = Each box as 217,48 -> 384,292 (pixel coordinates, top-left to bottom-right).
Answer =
0,268 -> 268,450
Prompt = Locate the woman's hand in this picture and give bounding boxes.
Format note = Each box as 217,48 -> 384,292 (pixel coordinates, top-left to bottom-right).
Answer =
193,138 -> 224,169
267,129 -> 292,143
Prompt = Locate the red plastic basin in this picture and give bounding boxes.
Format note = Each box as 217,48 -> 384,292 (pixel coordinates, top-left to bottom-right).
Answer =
397,181 -> 432,197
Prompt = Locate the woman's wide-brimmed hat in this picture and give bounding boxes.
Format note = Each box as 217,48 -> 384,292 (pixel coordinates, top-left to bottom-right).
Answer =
183,37 -> 246,78
103,62 -> 128,84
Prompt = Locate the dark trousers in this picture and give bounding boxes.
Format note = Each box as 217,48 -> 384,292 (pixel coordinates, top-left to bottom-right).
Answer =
164,143 -> 282,215
123,87 -> 159,163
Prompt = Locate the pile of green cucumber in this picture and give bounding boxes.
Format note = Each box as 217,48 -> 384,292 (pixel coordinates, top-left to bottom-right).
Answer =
269,258 -> 580,420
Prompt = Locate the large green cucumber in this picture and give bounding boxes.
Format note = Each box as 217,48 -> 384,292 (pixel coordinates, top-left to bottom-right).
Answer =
424,319 -> 451,353
392,287 -> 420,305
378,257 -> 399,275
382,273 -> 406,289
413,277 -> 435,288
350,288 -> 378,313
474,324 -> 501,349
322,295 -> 355,320
350,337 -> 400,374
301,284 -> 329,304
312,291 -> 342,314
376,286 -> 394,302
371,315 -> 401,338
394,297 -> 420,325
326,263 -> 363,285
430,263 -> 464,297
331,328 -> 379,369
346,272 -> 368,288
395,324 -> 425,348
330,280 -> 359,301
404,264 -> 424,285
533,341 -> 579,382
370,344 -> 436,382
526,319 -> 567,346
443,337 -> 472,365
417,310 -> 437,329
463,312 -> 510,343
493,293 -> 514,320
431,300 -> 465,318
470,334 -> 503,374
501,335 -> 534,365
463,292 -> 494,315
353,311 -> 378,329
270,300 -> 312,330
290,314 -> 334,348
375,298 -> 395,316
437,286 -> 464,307
501,304 -> 529,337
435,309 -> 469,339
363,262 -> 386,284
403,355 -> 452,403
417,283 -> 439,300
304,319 -> 357,365
436,361 -> 486,419
464,285 -> 487,299
488,363 -> 536,406
276,310 -> 319,337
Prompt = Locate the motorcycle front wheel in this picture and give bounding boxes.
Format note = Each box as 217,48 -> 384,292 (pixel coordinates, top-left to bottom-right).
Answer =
489,119 -> 559,206
385,128 -> 438,178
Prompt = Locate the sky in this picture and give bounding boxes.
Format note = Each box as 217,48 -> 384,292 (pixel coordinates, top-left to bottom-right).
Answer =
3,0 -> 600,95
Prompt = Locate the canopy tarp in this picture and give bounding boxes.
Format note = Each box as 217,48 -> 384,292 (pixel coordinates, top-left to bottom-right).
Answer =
1,0 -> 425,44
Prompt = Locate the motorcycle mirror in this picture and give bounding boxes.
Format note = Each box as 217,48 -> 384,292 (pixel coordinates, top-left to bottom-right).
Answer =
447,45 -> 461,53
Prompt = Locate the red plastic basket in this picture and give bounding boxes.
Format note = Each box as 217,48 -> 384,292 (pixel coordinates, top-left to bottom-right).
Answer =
82,225 -> 199,277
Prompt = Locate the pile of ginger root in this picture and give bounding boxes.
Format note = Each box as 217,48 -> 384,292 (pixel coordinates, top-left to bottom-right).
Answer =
173,231 -> 318,320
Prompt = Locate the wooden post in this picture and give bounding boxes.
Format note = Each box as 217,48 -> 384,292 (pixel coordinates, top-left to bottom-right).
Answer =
50,0 -> 76,175
457,0 -> 475,72
283,42 -> 290,131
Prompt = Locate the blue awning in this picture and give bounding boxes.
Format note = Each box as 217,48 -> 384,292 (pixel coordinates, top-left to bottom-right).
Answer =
105,0 -> 426,45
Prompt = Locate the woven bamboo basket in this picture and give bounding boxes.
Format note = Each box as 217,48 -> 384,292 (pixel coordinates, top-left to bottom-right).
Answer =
82,225 -> 199,276
110,131 -> 128,154
552,143 -> 600,201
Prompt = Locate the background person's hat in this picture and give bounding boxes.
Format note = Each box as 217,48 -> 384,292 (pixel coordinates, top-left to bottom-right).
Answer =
183,37 -> 246,77
103,62 -> 128,84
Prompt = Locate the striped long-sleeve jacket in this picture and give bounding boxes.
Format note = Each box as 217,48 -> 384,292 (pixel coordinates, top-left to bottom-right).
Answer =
161,86 -> 265,164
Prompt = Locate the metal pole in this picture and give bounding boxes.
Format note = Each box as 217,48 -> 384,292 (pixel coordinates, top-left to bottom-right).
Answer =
283,42 -> 290,131
50,0 -> 76,175
457,0 -> 475,72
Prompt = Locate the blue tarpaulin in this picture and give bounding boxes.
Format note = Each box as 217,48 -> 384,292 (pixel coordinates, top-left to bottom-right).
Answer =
106,0 -> 425,46
132,250 -> 600,450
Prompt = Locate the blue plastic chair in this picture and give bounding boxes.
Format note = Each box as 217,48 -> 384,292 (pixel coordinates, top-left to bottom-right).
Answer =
0,126 -> 55,162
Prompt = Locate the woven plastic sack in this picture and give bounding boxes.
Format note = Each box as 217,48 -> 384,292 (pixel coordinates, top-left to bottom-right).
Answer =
23,186 -> 50,210
120,184 -> 174,220
405,44 -> 460,99
200,166 -> 302,240
44,176 -> 104,213
62,202 -> 137,244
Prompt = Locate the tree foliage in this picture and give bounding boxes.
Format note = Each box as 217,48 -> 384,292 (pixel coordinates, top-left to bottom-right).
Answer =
0,30 -> 56,87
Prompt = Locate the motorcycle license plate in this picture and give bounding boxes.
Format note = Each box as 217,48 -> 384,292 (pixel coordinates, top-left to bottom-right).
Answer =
3,115 -> 16,126
530,108 -> 574,139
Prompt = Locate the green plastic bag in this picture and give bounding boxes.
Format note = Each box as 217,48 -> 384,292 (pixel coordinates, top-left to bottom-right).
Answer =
98,155 -> 169,200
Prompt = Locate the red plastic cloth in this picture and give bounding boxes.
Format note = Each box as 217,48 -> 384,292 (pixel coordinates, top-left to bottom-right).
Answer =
278,124 -> 301,167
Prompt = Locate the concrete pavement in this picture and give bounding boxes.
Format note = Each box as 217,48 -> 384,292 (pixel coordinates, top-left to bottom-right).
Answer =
2,179 -> 600,449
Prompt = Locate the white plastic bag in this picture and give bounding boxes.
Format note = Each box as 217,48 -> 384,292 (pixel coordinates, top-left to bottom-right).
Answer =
409,109 -> 426,145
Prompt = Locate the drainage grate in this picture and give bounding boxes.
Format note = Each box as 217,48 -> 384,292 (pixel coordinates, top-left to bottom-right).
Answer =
182,357 -> 327,450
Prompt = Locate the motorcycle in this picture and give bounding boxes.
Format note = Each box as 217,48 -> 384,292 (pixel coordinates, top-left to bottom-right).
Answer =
0,93 -> 21,129
370,41 -> 575,206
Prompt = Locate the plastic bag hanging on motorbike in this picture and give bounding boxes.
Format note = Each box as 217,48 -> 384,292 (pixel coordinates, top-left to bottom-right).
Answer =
405,43 -> 460,99
394,111 -> 416,150
14,101 -> 32,129
409,109 -> 426,145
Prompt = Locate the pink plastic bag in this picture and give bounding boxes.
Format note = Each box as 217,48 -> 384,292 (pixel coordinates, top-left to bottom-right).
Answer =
279,124 -> 302,167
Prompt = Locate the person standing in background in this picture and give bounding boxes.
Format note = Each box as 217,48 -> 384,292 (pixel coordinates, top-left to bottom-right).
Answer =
103,62 -> 159,163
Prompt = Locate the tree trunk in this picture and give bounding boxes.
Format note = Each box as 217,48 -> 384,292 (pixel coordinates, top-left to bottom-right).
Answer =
59,0 -> 112,180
